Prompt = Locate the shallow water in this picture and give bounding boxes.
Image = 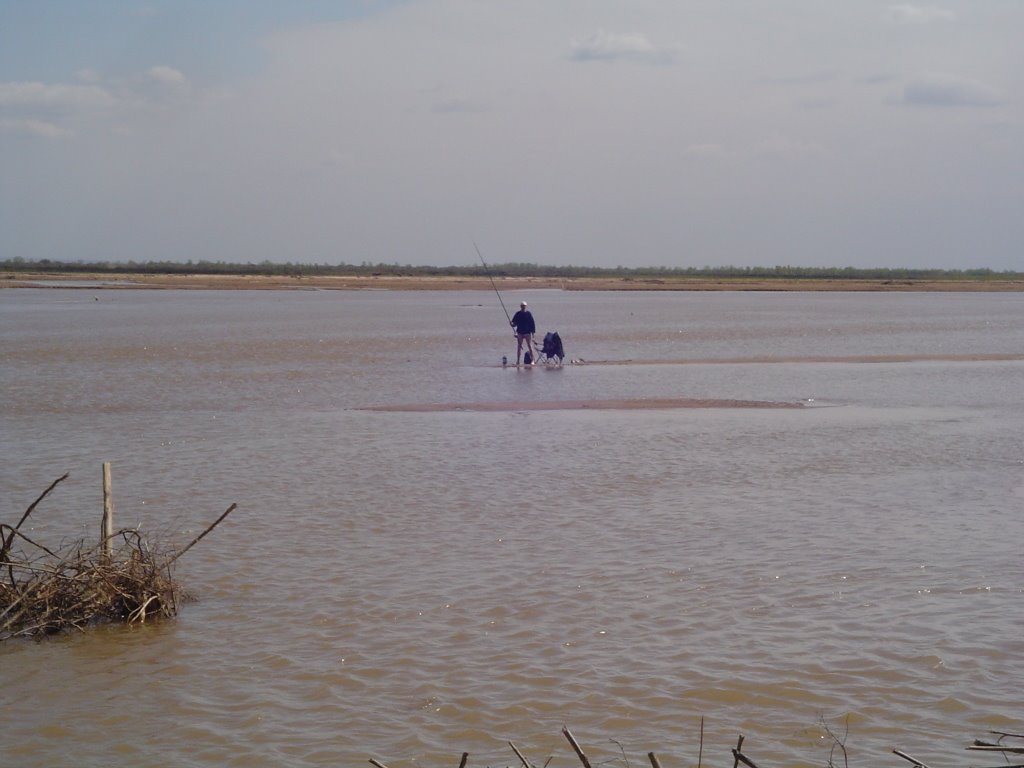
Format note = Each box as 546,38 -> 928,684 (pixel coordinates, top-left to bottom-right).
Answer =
1,288 -> 1023,767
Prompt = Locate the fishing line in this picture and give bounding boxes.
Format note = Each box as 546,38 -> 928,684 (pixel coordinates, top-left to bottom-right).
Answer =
473,240 -> 513,327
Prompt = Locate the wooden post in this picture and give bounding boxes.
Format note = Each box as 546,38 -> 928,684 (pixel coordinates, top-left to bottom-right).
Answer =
698,716 -> 704,768
101,462 -> 113,562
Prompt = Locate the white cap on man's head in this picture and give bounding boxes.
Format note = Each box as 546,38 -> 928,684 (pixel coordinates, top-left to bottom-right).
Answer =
520,301 -> 527,307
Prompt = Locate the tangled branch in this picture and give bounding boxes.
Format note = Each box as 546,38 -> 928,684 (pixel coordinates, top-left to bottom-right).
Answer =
2,475 -> 236,641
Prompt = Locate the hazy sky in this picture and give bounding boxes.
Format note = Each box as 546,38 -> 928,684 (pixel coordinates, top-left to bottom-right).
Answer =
2,1 -> 1022,269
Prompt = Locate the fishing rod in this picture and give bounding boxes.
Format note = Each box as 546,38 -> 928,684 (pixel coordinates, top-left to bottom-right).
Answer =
473,240 -> 513,327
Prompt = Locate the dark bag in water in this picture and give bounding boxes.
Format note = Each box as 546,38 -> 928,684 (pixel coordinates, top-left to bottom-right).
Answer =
523,351 -> 533,365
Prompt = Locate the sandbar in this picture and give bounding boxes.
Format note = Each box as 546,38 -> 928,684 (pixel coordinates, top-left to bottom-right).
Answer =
363,398 -> 803,412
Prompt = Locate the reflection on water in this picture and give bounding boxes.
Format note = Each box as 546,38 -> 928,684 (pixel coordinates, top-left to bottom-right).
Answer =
2,289 -> 1023,767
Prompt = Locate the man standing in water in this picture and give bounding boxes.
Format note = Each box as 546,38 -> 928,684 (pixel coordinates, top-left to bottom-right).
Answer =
510,301 -> 538,366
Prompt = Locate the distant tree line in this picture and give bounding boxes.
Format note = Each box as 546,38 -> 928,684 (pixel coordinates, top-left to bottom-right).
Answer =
1,257 -> 1020,281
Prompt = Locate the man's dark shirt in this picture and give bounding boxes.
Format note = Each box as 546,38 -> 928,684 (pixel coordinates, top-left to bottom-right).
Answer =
511,309 -> 535,335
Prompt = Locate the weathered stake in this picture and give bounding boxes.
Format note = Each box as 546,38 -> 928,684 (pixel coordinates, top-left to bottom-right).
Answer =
893,749 -> 933,768
732,735 -> 744,768
563,727 -> 592,768
733,749 -> 762,768
509,740 -> 532,768
698,716 -> 705,768
101,462 -> 114,563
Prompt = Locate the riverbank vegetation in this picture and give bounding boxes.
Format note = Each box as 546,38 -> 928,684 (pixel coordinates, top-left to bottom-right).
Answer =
3,257 -> 1021,283
7,259 -> 1023,292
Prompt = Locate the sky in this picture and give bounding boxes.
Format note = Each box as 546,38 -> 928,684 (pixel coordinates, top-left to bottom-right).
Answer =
1,1 -> 1022,270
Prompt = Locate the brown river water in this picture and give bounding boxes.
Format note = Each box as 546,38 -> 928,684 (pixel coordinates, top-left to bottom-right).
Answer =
1,288 -> 1022,767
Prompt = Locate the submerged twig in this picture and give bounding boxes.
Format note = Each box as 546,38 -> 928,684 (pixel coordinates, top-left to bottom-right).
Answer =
821,714 -> 850,768
609,739 -> 630,768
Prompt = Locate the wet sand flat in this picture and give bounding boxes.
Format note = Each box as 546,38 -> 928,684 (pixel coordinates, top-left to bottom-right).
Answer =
366,352 -> 1024,411
581,352 -> 1024,365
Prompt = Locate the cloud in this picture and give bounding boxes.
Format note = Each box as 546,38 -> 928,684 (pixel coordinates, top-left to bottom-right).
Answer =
903,73 -> 1002,107
882,5 -> 956,24
0,81 -> 111,141
0,117 -> 71,138
145,66 -> 187,87
0,81 -> 115,110
0,66 -> 194,140
5,1 -> 1023,270
129,66 -> 190,101
569,30 -> 673,64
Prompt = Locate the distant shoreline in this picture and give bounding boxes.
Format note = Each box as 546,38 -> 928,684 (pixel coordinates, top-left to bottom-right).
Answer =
4,271 -> 1024,292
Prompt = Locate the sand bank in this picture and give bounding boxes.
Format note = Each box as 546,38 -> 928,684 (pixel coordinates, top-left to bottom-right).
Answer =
5,272 -> 1024,292
363,398 -> 804,412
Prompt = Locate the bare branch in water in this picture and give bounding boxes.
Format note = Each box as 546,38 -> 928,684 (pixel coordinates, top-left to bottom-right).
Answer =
166,503 -> 238,566
2,473 -> 70,574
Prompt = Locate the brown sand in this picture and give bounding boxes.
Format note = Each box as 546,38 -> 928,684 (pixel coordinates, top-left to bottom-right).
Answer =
4,272 -> 1024,292
363,398 -> 804,412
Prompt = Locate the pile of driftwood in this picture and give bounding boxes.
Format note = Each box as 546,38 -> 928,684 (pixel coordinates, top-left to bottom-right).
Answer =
1,467 -> 236,640
368,727 -> 1024,768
